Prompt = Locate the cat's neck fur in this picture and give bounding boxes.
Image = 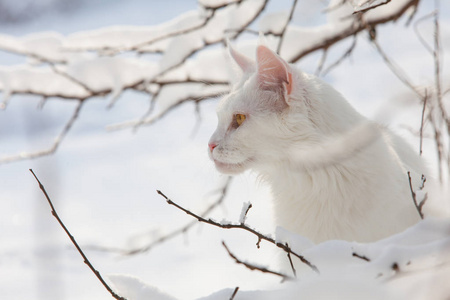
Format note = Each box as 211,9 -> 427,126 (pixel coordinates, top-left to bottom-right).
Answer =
255,72 -> 420,242
259,139 -> 419,243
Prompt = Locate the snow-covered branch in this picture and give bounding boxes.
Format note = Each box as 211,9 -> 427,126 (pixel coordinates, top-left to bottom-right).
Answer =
0,0 -> 425,164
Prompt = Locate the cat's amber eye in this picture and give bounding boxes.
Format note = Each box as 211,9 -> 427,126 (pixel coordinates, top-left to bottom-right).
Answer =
235,114 -> 246,127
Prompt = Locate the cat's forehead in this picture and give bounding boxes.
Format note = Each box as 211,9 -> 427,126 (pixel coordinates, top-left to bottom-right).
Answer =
217,84 -> 258,117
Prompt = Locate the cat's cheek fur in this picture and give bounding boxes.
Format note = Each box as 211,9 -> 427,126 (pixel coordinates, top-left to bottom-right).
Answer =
212,159 -> 251,175
209,140 -> 254,174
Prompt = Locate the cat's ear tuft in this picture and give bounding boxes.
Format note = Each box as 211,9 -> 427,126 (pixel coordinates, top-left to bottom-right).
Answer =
228,42 -> 255,74
256,45 -> 293,96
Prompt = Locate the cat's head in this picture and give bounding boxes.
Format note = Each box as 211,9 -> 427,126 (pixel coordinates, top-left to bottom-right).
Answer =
208,44 -> 320,175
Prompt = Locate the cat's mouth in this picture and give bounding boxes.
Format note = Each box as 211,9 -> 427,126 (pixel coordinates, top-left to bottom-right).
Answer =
212,158 -> 251,175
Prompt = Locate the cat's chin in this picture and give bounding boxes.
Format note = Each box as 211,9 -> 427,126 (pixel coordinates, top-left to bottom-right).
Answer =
213,159 -> 250,175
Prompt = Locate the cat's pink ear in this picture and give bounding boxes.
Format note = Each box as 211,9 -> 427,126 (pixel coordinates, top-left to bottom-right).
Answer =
228,44 -> 255,73
256,45 -> 293,95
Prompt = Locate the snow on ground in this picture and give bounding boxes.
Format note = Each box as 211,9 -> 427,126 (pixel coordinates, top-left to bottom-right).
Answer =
1,0 -> 450,300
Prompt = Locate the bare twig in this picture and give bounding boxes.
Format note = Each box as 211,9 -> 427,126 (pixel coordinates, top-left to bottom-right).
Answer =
222,241 -> 293,281
107,90 -> 226,131
315,49 -> 328,76
322,0 -> 348,14
419,90 -> 428,156
285,243 -> 297,277
157,190 -> 319,273
352,252 -> 371,262
407,171 -> 427,219
49,64 -> 95,96
414,10 -> 437,55
85,177 -> 233,256
370,36 -> 421,98
321,35 -> 357,76
240,202 -> 253,225
276,0 -> 299,54
122,177 -> 232,255
431,4 -> 450,135
29,169 -> 126,300
373,9 -> 448,181
353,0 -> 392,15
0,100 -> 84,165
229,287 -> 239,300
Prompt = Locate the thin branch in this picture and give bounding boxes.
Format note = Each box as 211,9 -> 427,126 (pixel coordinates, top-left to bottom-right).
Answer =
289,0 -> 419,63
370,36 -> 422,98
229,287 -> 239,300
150,0 -> 269,80
157,190 -> 319,273
407,171 -> 427,219
0,100 -> 84,165
285,243 -> 297,277
276,0 -> 299,54
132,89 -> 161,133
131,79 -> 228,132
373,10 -> 448,181
321,35 -> 357,76
0,46 -> 67,64
414,10 -> 437,55
431,4 -> 450,134
68,1 -> 244,55
315,49 -> 328,76
222,241 -> 293,281
190,100 -> 203,138
419,90 -> 428,156
322,0 -> 348,14
353,0 -> 392,15
107,91 -> 226,131
122,177 -> 232,255
29,169 -> 126,300
49,64 -> 95,96
352,252 -> 371,262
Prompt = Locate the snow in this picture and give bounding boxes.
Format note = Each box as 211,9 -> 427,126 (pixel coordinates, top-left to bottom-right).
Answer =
198,0 -> 241,9
150,83 -> 228,120
108,219 -> 450,300
258,11 -> 289,35
0,31 -> 69,63
63,10 -> 202,52
160,0 -> 266,72
0,64 -> 89,101
364,0 -> 418,22
109,274 -> 178,300
281,0 -> 419,63
239,201 -> 252,224
160,47 -> 231,83
62,56 -> 158,93
275,227 -> 315,252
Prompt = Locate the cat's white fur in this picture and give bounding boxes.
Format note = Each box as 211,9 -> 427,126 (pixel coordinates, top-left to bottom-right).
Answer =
208,44 -> 425,243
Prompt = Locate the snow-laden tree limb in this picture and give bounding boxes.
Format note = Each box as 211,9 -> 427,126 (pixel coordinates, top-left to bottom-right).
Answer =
1,0 -> 442,167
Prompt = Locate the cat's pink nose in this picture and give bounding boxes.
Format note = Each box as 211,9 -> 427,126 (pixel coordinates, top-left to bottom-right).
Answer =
208,143 -> 217,152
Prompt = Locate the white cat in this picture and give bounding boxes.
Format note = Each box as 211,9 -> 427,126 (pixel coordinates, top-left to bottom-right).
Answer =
208,43 -> 425,243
